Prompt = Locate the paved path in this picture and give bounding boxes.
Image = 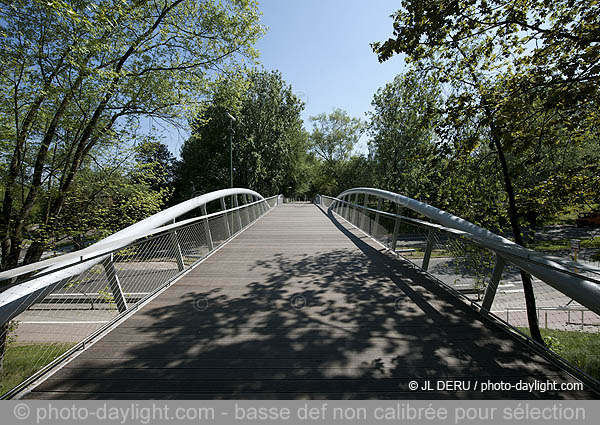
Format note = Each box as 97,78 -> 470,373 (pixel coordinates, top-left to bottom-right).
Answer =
24,204 -> 596,399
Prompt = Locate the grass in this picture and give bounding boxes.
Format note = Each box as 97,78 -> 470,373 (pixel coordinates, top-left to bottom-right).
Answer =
530,237 -> 600,252
518,328 -> 600,380
549,204 -> 600,226
395,247 -> 454,259
0,343 -> 75,397
551,209 -> 581,225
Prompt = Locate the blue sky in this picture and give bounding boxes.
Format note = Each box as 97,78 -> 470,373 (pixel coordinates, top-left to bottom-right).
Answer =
164,0 -> 406,156
255,0 -> 405,126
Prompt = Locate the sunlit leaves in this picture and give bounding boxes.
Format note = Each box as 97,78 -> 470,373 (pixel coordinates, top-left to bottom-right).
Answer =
0,0 -> 264,268
179,69 -> 306,197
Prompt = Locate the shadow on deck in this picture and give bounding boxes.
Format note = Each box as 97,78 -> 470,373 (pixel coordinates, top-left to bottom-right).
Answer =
23,205 -> 597,399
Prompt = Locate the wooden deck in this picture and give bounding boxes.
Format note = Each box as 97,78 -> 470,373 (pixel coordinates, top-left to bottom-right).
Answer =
24,204 -> 596,399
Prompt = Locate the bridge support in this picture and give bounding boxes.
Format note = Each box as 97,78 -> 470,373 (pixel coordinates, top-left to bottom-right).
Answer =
482,255 -> 506,311
200,204 -> 214,251
245,194 -> 255,222
343,194 -> 350,219
243,195 -> 251,225
343,194 -> 351,222
102,254 -> 128,313
422,230 -> 436,271
244,195 -> 252,222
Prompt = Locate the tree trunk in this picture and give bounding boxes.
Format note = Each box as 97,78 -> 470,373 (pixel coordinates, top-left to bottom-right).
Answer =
525,209 -> 538,246
489,122 -> 545,345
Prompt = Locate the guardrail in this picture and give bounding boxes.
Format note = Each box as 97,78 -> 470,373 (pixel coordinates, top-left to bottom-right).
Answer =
319,188 -> 600,330
319,188 -> 600,390
0,189 -> 280,398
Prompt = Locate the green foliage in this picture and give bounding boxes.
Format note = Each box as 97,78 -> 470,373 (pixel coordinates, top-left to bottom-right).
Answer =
309,108 -> 364,163
451,242 -> 496,295
521,328 -> 600,380
179,69 -> 307,197
41,144 -> 173,250
0,0 -> 263,269
133,141 -> 177,191
367,71 -> 442,202
372,0 -> 600,239
305,109 -> 366,196
5,321 -> 19,346
98,285 -> 115,306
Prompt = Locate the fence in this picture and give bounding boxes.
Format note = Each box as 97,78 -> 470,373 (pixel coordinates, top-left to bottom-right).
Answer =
320,189 -> 600,385
0,189 -> 279,398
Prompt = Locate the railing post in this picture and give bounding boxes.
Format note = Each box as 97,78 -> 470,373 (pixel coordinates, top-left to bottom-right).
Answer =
169,219 -> 185,272
251,195 -> 258,220
351,193 -> 359,225
102,253 -> 128,313
374,198 -> 382,238
391,204 -> 401,252
246,194 -> 255,222
482,255 -> 506,311
361,194 -> 370,231
220,197 -> 231,238
243,195 -> 251,225
200,204 -> 214,250
257,196 -> 264,216
421,230 -> 436,271
233,195 -> 243,230
262,197 -> 267,214
246,195 -> 253,221
256,198 -> 263,217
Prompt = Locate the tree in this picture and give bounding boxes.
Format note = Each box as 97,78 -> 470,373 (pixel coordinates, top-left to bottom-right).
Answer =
179,69 -> 307,197
370,0 -> 600,344
309,109 -> 364,163
367,71 -> 442,202
56,145 -> 173,249
0,0 -> 263,270
308,109 -> 364,194
133,141 -> 177,192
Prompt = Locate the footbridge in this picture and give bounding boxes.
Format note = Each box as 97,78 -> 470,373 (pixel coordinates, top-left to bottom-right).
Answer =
1,188 -> 599,399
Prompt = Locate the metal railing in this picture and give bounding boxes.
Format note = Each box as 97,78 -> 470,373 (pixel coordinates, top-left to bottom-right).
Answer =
320,188 -> 600,388
320,188 -> 600,329
0,189 -> 280,398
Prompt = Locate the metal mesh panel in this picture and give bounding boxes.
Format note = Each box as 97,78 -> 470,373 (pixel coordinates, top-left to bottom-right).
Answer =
0,194 -> 278,397
322,192 -> 600,376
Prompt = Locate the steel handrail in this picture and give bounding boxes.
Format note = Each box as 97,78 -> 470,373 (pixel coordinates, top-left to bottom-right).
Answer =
322,189 -> 600,315
0,193 -> 275,282
0,189 -> 275,325
322,195 -> 600,278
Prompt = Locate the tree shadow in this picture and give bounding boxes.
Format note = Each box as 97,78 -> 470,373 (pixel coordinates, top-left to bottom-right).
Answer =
26,205 -> 596,399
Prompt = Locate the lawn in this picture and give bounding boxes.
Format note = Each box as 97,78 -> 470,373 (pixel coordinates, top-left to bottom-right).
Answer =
519,328 -> 600,380
530,237 -> 600,252
0,343 -> 75,397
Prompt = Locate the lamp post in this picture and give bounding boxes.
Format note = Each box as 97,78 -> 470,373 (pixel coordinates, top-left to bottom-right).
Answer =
226,112 -> 236,188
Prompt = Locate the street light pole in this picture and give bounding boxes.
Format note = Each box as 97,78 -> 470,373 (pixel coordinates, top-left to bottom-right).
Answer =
227,112 -> 236,188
